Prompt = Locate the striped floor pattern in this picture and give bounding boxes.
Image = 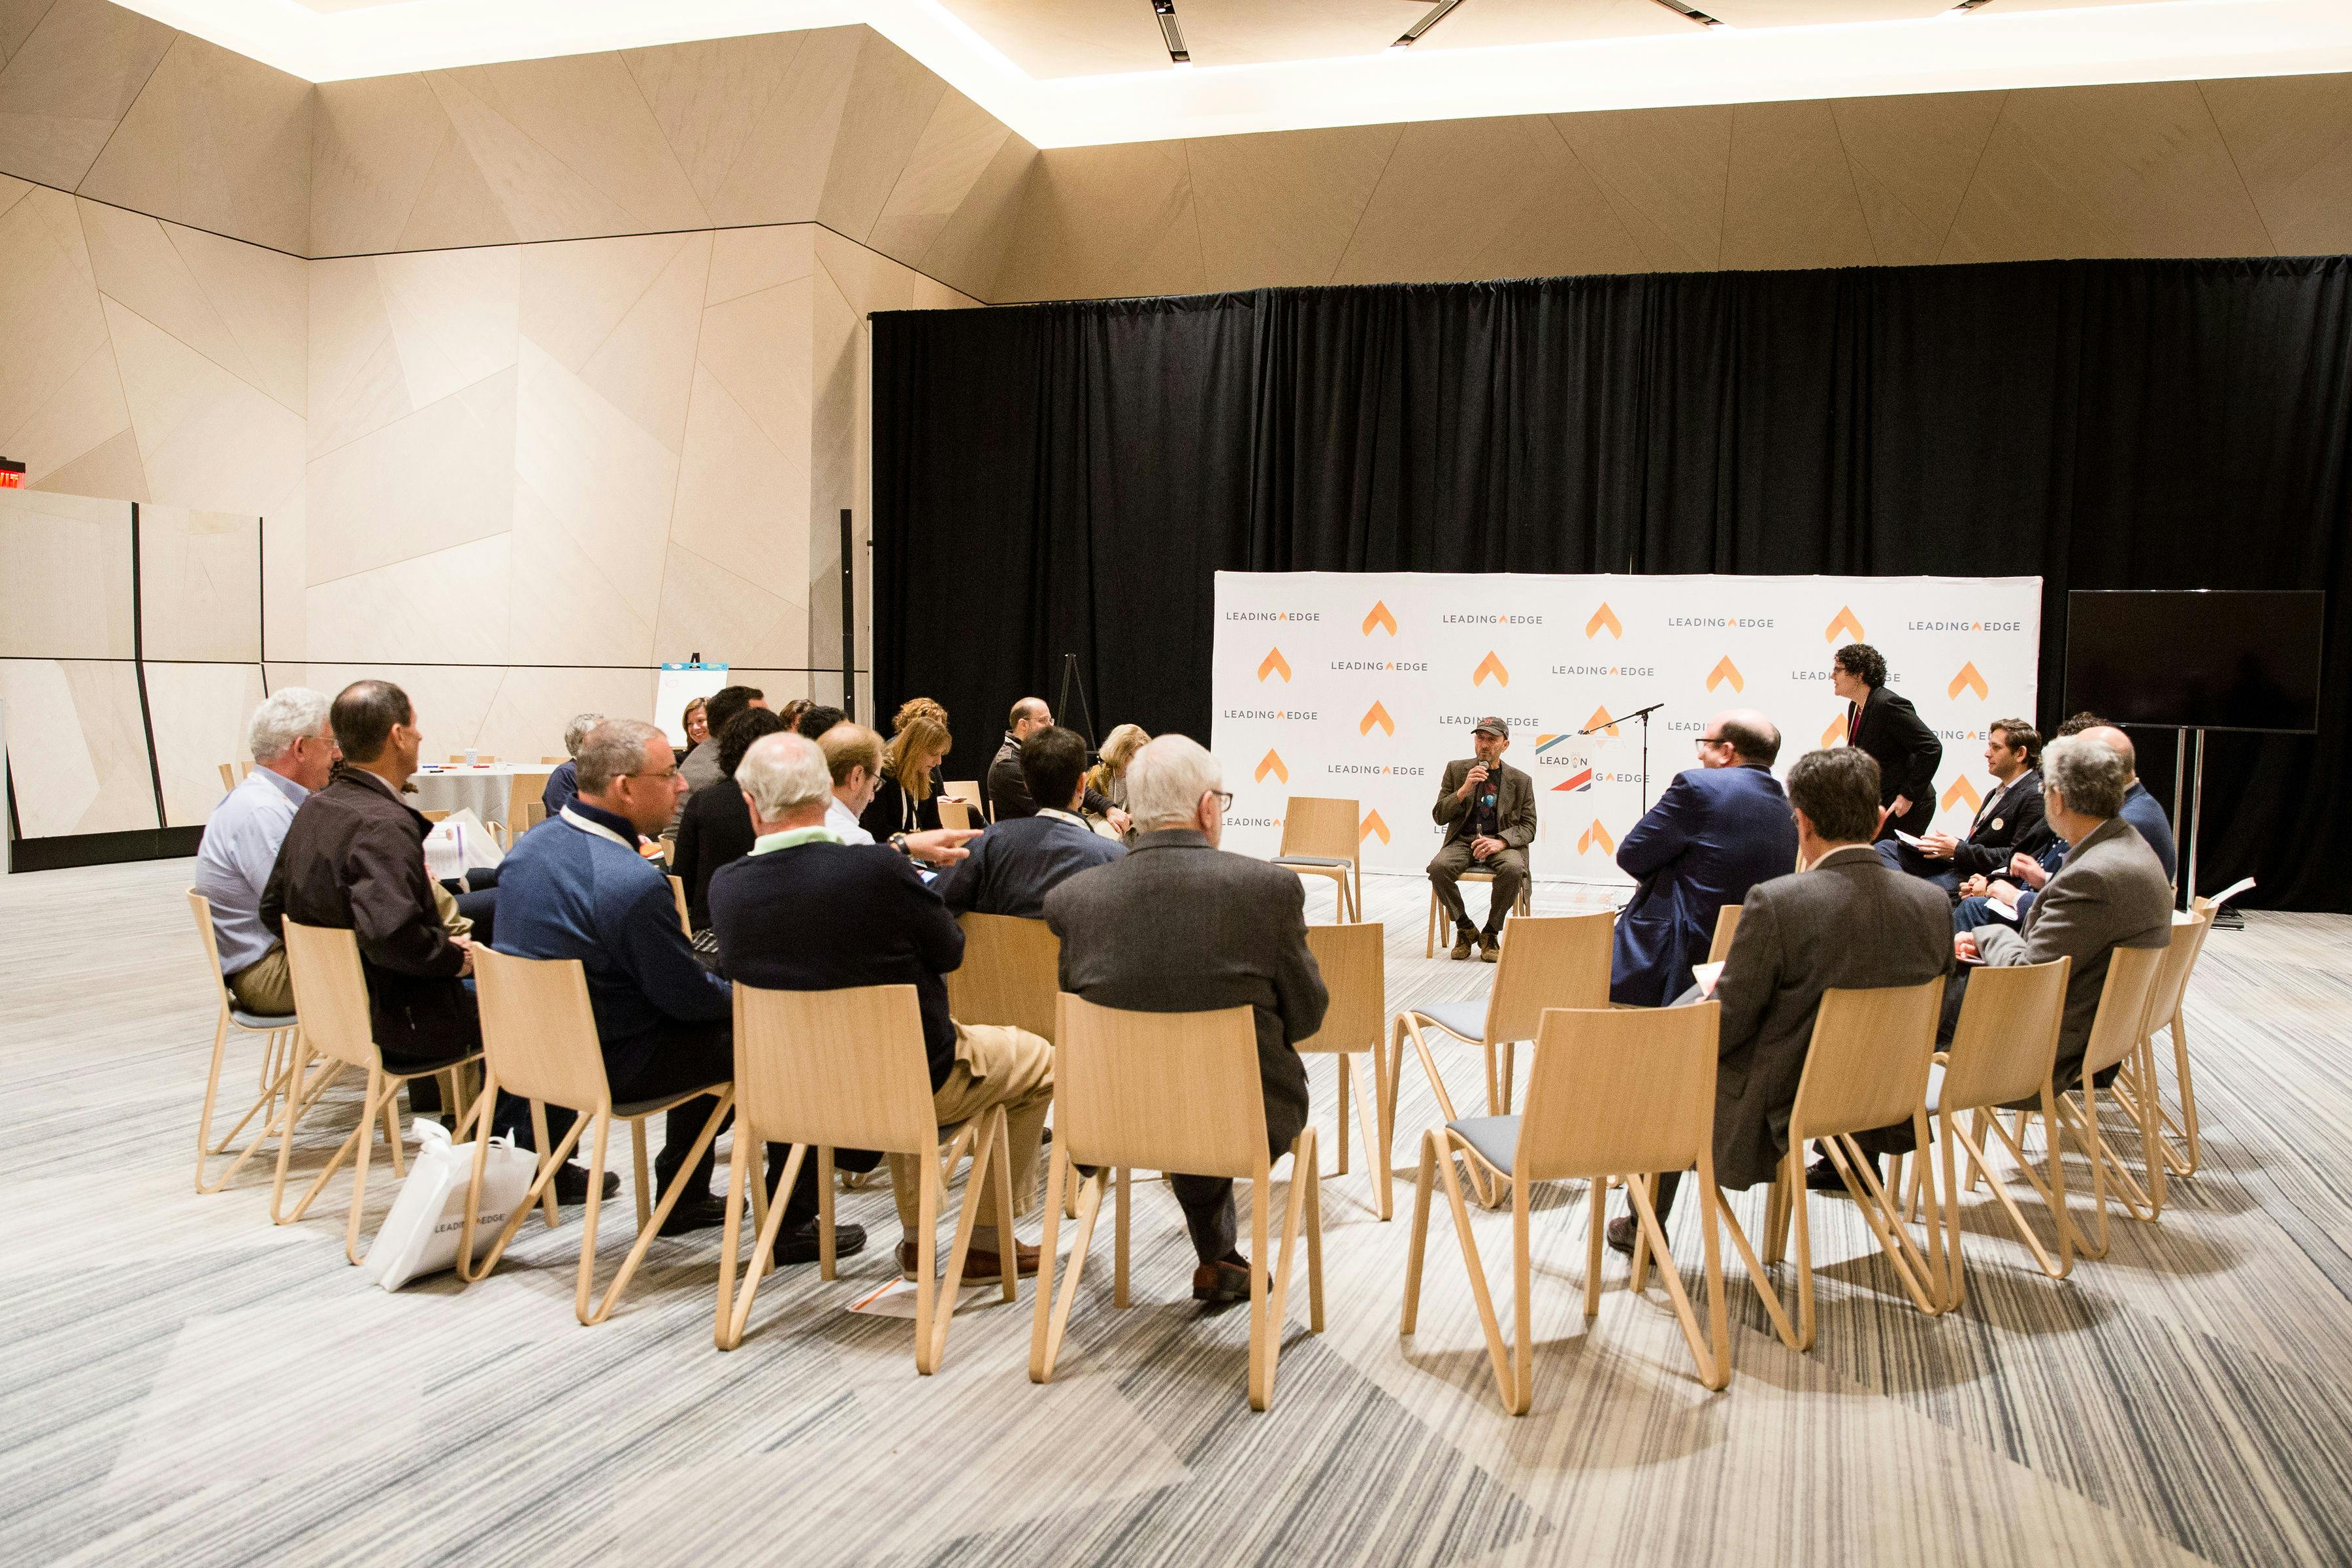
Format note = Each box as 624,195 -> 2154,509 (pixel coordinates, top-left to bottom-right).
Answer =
3,857 -> 2348,1567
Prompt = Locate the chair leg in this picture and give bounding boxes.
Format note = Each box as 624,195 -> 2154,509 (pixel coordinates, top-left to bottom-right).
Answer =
1714,1186 -> 1801,1351
2169,1005 -> 2202,1175
1304,1137 -> 1324,1334
571,1113 -> 612,1322
1821,1133 -> 1942,1316
1585,1181 -> 1607,1319
1248,1164 -> 1274,1411
1396,1013 -> 1495,1207
716,1141 -> 804,1350
990,1107 -> 1019,1303
531,1100 -> 559,1227
1113,1165 -> 1131,1309
1362,1041 -> 1394,1222
1627,1164 -> 1730,1391
1510,1190 -> 1533,1414
1426,887 -> 1438,959
459,1091 -> 589,1285
344,1066 -> 386,1267
1401,1130 -> 1518,1411
1030,1157 -> 1104,1384
1333,1054 -> 1351,1177
630,1118 -> 653,1232
192,1007 -> 233,1192
379,1084 -> 405,1179
269,1045 -> 342,1224
2137,1039 -> 2168,1218
199,1030 -> 308,1196
922,1120 -> 992,1375
818,1146 -> 837,1281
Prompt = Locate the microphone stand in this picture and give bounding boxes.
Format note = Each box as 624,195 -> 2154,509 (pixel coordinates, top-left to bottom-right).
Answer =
1582,701 -> 1665,813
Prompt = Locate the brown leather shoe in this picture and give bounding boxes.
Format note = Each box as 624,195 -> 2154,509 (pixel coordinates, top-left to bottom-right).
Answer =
1479,932 -> 1501,962
898,1238 -> 1041,1280
1192,1256 -> 1252,1304
1450,932 -> 1475,960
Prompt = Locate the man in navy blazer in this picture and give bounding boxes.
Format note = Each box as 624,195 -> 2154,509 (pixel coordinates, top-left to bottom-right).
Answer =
1609,710 -> 1800,1008
936,726 -> 1123,919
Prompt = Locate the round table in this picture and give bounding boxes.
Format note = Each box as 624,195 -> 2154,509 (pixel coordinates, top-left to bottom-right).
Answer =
410,764 -> 546,828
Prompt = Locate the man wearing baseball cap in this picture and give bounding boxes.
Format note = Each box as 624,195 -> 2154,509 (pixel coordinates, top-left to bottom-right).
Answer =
1429,717 -> 1537,961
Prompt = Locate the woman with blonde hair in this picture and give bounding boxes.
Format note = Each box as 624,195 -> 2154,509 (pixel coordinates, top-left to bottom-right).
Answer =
1086,723 -> 1149,814
860,697 -> 955,838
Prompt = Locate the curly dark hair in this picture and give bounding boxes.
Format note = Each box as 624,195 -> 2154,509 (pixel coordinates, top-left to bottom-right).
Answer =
716,707 -> 786,777
1832,642 -> 1887,690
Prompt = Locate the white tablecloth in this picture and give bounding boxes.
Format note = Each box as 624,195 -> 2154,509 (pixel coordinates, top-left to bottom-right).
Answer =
410,765 -> 546,828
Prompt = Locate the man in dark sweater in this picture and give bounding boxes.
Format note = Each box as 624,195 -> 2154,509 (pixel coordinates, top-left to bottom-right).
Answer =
987,697 -> 1128,830
936,725 -> 1124,919
709,732 -> 1054,1281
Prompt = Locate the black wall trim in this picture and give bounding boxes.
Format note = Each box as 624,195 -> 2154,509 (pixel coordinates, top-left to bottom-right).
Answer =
10,826 -> 203,874
127,502 -> 169,830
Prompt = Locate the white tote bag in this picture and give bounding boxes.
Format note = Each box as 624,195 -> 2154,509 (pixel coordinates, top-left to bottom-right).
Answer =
367,1119 -> 539,1290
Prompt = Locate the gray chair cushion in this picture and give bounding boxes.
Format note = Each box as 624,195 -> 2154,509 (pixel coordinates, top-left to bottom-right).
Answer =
1410,999 -> 1488,1043
1446,1116 -> 1520,1177
231,1009 -> 297,1030
1272,855 -> 1352,868
613,1082 -> 729,1120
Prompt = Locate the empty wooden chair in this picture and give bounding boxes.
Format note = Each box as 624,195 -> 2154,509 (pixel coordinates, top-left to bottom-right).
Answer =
945,913 -> 1060,1043
186,890 -> 304,1194
1716,977 -> 1946,1352
501,770 -> 551,847
2111,906 -> 2215,1198
1403,1003 -> 1729,1410
1033,994 -> 1322,1412
272,921 -> 484,1265
1297,923 -> 1392,1218
454,949 -> 732,1323
945,778 -> 987,823
1707,903 -> 1742,964
2050,940 -> 2172,1258
216,762 -> 237,792
667,875 -> 692,937
1424,857 -> 1535,957
938,797 -> 977,833
1271,796 -> 1363,922
1392,911 -> 1612,1202
716,983 -> 1016,1373
1906,957 -> 2073,1308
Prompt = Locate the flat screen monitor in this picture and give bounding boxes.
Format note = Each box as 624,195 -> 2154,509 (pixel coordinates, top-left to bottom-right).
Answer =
2064,590 -> 2325,734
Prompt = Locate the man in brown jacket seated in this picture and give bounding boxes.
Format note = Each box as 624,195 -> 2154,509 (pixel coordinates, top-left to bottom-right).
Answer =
1429,717 -> 1538,962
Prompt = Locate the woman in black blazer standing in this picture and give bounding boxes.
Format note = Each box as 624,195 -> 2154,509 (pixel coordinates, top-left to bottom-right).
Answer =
1831,642 -> 1942,840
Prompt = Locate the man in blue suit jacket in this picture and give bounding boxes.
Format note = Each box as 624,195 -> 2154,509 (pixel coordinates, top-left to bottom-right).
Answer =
1609,710 -> 1801,1007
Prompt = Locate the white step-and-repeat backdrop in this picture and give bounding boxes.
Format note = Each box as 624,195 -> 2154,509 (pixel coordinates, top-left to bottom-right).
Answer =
1210,572 -> 2042,883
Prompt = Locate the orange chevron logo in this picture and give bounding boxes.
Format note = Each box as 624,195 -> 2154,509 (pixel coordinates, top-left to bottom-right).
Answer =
1942,775 -> 1982,814
1473,651 -> 1509,687
1255,750 -> 1288,785
1577,819 -> 1616,855
1585,602 -> 1622,640
1586,706 -> 1620,739
1258,647 -> 1291,682
1360,700 -> 1394,737
1360,811 -> 1390,845
1705,656 -> 1744,693
1822,714 -> 1846,749
1362,600 -> 1397,636
1948,661 -> 1989,700
1825,606 -> 1865,644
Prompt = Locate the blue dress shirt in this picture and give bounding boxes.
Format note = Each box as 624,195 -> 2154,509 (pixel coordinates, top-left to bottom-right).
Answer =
193,766 -> 308,975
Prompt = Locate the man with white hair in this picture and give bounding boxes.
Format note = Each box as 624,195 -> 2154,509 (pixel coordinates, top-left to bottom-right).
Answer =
193,687 -> 339,1015
539,711 -> 603,823
1045,734 -> 1328,1305
708,732 -> 1052,1273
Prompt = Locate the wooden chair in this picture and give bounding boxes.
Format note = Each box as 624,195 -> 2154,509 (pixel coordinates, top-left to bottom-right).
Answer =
217,762 -> 237,792
1707,903 -> 1742,964
271,921 -> 484,1265
938,798 -> 977,833
446,753 -> 498,764
1392,911 -> 1612,1203
1271,796 -> 1362,923
666,875 -> 692,937
1425,857 -> 1535,957
1297,923 -> 1392,1218
945,778 -> 987,823
1903,957 -> 2074,1308
945,913 -> 1060,1043
455,949 -> 733,1323
715,983 -> 1016,1373
2049,940 -> 2172,1258
421,809 -> 450,823
1033,994 -> 1322,1412
541,755 -> 566,764
186,890 -> 304,1194
1716,977 -> 1946,1352
2110,906 -> 2216,1194
1403,1004 -> 1729,1409
523,801 -> 546,832
497,770 -> 551,847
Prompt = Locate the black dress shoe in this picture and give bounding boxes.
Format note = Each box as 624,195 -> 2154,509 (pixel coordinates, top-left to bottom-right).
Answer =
1806,1156 -> 1878,1193
1605,1215 -> 1638,1256
552,1162 -> 621,1204
774,1220 -> 867,1266
655,1194 -> 728,1237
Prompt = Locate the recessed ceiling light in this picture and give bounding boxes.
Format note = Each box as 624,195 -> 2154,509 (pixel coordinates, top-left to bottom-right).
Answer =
1394,0 -> 1469,48
1152,0 -> 1188,65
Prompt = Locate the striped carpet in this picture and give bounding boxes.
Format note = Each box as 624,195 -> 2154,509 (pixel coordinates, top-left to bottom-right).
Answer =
3,857 -> 2347,1567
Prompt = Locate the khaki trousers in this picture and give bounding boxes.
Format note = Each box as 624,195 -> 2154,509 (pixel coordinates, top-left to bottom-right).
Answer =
889,1022 -> 1054,1230
226,945 -> 295,1016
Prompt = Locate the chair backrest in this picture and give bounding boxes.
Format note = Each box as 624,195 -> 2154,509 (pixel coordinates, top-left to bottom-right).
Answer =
471,947 -> 613,1113
1279,796 -> 1359,862
217,762 -> 237,792
279,920 -> 382,1070
523,801 -> 546,830
945,913 -> 1060,1042
1484,911 -> 1614,1043
666,875 -> 691,936
185,889 -> 235,1007
1788,977 -> 1946,1140
1514,1003 -> 1721,1182
938,798 -> 977,833
1707,902 -> 1742,965
946,779 -> 985,823
2145,907 -> 2213,1032
1055,993 -> 1267,1177
542,755 -> 566,764
506,770 -> 551,830
732,982 -> 941,1154
1295,923 -> 1384,1055
2079,939 -> 2171,1078
1939,957 -> 2071,1112
422,809 -> 450,822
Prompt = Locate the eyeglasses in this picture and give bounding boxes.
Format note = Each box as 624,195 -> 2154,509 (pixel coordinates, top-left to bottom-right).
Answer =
1210,790 -> 1234,811
1693,735 -> 1727,751
626,768 -> 680,783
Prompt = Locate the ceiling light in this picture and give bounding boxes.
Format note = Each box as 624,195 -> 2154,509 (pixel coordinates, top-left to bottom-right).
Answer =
1394,0 -> 1468,48
1152,0 -> 1188,64
1646,0 -> 1722,24
1950,0 -> 1997,9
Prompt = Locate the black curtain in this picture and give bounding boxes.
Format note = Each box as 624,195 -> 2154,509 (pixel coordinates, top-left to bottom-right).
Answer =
874,259 -> 2352,912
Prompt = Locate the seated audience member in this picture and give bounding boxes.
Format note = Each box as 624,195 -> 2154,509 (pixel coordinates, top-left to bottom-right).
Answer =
678,696 -> 710,762
493,719 -> 747,1232
708,733 -> 1053,1277
1882,718 -> 2050,891
1085,723 -> 1149,816
678,685 -> 766,797
671,708 -> 785,932
1956,721 -> 2177,930
795,703 -> 845,740
1954,836 -> 2066,932
1046,736 -> 1328,1305
1609,710 -> 1799,1007
1950,733 -> 2174,1091
776,697 -> 811,732
540,711 -> 602,822
861,698 -> 953,840
1607,747 -> 1950,1252
936,726 -> 1124,919
2069,721 -> 2176,878
988,698 -> 1128,830
819,722 -> 978,865
195,688 -> 340,1015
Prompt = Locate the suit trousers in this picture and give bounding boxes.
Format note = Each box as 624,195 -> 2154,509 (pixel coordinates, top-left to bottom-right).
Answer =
1428,840 -> 1527,936
1170,1088 -> 1309,1267
888,1022 -> 1053,1232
